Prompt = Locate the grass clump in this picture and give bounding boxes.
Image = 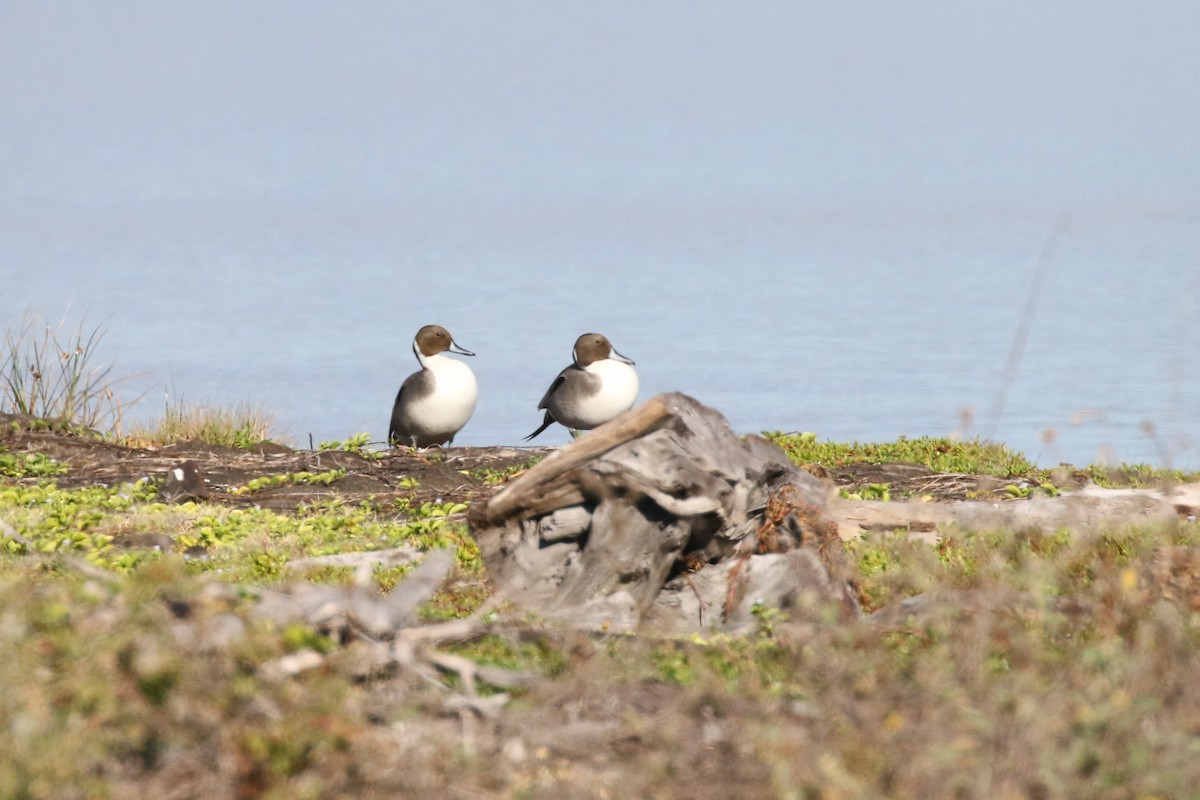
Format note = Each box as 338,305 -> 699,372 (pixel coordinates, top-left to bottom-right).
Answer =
1081,461 -> 1200,488
122,395 -> 280,449
555,518 -> 1200,798
2,312 -> 284,448
0,563 -> 366,798
2,312 -> 131,433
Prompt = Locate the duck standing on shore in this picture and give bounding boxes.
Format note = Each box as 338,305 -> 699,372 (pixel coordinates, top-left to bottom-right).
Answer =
389,324 -> 478,448
524,332 -> 639,441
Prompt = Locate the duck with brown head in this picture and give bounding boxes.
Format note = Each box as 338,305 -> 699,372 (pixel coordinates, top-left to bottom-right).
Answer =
524,332 -> 639,441
389,324 -> 478,448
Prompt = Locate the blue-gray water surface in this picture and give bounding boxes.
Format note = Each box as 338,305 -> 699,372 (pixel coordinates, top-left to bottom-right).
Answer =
2,3 -> 1199,467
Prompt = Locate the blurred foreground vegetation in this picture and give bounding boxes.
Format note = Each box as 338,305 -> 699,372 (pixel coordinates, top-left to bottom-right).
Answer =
5,317 -> 1200,797
3,429 -> 1200,798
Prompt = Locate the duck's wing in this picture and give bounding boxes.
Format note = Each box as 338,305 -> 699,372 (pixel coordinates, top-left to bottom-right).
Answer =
388,370 -> 431,446
536,367 -> 572,411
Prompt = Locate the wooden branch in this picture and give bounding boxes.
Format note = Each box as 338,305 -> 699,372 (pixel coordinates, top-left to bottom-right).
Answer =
443,693 -> 511,721
262,648 -> 326,678
473,396 -> 674,526
394,595 -> 503,645
609,468 -> 724,517
252,549 -> 456,637
426,650 -> 480,696
286,546 -> 423,585
503,480 -> 587,521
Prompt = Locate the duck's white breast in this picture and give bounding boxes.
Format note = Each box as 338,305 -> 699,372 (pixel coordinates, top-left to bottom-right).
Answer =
408,354 -> 478,432
569,358 -> 638,428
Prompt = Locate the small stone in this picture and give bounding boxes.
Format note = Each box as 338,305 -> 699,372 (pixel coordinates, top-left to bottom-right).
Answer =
159,460 -> 209,503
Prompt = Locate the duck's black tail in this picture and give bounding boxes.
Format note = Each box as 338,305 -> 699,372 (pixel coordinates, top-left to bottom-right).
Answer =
523,412 -> 555,442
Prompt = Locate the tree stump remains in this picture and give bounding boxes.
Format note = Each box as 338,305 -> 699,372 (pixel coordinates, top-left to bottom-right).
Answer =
469,393 -> 860,634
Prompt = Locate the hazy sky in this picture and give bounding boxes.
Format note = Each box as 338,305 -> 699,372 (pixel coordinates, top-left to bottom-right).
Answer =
3,2 -> 1198,217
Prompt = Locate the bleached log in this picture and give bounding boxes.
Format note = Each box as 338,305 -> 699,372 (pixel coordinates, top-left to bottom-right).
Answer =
830,482 -> 1200,542
472,397 -> 675,526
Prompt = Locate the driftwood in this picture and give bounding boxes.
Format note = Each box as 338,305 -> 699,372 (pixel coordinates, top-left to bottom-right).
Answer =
468,393 -> 861,635
831,483 -> 1200,542
251,549 -> 534,710
255,548 -> 457,638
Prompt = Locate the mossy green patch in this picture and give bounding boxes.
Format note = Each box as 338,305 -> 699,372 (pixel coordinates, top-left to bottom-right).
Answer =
468,455 -> 543,485
0,448 -> 69,478
316,432 -> 382,460
229,468 -> 347,495
448,634 -> 569,682
768,432 -> 1041,477
1,477 -> 479,591
768,431 -> 1200,489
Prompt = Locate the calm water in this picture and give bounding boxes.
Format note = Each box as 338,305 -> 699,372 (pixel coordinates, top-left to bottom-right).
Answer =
2,3 -> 1199,467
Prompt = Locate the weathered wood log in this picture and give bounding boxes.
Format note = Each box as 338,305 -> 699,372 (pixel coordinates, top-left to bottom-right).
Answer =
830,482 -> 1200,542
468,393 -> 860,634
470,397 -> 677,526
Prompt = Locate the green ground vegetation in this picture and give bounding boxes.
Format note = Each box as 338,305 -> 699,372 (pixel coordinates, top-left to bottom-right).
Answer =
467,455 -> 543,485
0,470 -> 476,588
769,431 -> 1200,496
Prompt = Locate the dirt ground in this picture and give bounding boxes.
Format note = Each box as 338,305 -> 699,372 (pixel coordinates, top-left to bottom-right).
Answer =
0,412 -> 1038,511
0,412 -> 547,511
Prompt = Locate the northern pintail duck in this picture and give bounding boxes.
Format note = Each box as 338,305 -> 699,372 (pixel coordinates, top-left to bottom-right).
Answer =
524,332 -> 638,441
389,324 -> 478,448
